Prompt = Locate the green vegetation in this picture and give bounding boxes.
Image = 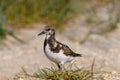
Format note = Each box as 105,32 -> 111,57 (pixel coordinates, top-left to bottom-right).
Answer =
1,0 -> 76,26
0,5 -> 10,41
0,0 -> 119,41
1,0 -> 117,27
13,67 -> 104,80
0,5 -> 24,42
33,68 -> 91,80
12,58 -> 104,80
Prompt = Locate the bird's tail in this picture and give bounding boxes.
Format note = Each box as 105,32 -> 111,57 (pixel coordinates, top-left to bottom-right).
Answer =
73,53 -> 82,57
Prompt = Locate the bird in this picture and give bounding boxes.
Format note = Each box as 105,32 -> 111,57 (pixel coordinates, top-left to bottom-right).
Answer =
38,25 -> 82,70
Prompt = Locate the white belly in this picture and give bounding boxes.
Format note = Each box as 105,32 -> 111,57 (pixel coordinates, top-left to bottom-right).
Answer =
44,44 -> 74,64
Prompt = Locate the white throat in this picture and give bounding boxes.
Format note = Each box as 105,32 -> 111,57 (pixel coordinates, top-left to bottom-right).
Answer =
46,34 -> 51,39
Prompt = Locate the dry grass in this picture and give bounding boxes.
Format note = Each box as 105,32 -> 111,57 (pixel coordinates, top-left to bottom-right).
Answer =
0,0 -> 117,27
13,67 -> 94,80
1,0 -> 75,27
10,58 -> 105,80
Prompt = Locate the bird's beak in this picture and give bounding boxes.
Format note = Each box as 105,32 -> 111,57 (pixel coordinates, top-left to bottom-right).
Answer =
38,31 -> 45,36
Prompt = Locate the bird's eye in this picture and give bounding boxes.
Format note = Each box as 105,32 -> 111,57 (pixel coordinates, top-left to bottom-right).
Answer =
46,28 -> 50,31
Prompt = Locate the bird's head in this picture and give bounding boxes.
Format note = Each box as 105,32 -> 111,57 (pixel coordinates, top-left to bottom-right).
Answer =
38,25 -> 55,36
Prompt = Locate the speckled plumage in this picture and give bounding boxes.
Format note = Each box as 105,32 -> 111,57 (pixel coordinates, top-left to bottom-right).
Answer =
38,26 -> 82,69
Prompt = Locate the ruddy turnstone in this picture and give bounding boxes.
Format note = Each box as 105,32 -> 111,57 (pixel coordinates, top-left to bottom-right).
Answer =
38,25 -> 82,70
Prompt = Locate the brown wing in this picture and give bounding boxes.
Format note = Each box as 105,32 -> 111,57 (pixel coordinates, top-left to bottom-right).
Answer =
62,44 -> 82,57
62,45 -> 72,56
51,41 -> 82,57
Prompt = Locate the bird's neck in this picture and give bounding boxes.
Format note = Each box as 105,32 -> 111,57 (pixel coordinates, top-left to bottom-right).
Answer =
45,34 -> 56,46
